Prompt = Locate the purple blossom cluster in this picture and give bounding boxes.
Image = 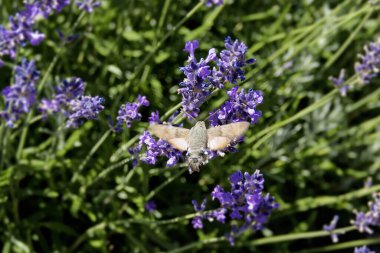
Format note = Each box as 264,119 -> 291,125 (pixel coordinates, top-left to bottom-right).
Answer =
0,0 -> 70,64
179,37 -> 255,119
329,69 -> 350,96
128,130 -> 183,167
75,0 -> 101,13
205,0 -> 224,7
323,215 -> 341,243
354,246 -> 375,253
116,95 -> 149,128
0,59 -> 39,127
351,192 -> 380,234
39,77 -> 104,128
145,200 -> 157,213
355,38 -> 380,84
208,86 -> 263,126
0,0 -> 101,65
192,170 -> 278,245
66,96 -> 104,128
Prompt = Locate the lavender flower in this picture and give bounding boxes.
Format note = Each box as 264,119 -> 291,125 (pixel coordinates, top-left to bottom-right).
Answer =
39,77 -> 85,117
145,200 -> 156,213
192,216 -> 203,229
39,77 -> 104,128
354,246 -> 375,253
128,110 -> 183,167
178,37 -> 255,119
205,0 -> 224,7
208,86 -> 263,126
25,0 -> 70,17
214,36 -> 255,85
148,111 -> 160,125
192,170 -> 278,245
117,95 -> 149,128
323,215 -> 341,243
351,192 -> 380,234
66,96 -> 105,128
75,0 -> 101,13
0,1 -> 70,61
329,69 -> 349,96
364,177 -> 373,188
0,59 -> 39,128
179,40 -> 217,119
355,38 -> 380,84
128,131 -> 183,168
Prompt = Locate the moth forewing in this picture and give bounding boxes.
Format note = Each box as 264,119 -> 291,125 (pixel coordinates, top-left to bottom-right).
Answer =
207,121 -> 250,150
148,124 -> 190,151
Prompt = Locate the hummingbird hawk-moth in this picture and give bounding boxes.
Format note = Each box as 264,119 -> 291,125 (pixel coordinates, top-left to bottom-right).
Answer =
148,121 -> 250,173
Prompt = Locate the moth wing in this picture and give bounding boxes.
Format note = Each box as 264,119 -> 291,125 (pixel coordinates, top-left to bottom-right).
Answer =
148,124 -> 190,151
207,121 -> 250,150
166,138 -> 188,151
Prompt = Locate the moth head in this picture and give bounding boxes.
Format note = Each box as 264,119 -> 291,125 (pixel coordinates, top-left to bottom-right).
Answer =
194,121 -> 206,129
187,150 -> 208,174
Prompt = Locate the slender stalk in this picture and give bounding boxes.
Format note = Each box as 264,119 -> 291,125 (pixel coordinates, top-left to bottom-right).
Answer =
293,238 -> 380,253
71,129 -> 111,183
123,1 -> 205,93
323,8 -> 372,70
164,226 -> 357,253
146,167 -> 188,200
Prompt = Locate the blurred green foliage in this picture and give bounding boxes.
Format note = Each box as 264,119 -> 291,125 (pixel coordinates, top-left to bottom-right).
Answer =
0,0 -> 380,252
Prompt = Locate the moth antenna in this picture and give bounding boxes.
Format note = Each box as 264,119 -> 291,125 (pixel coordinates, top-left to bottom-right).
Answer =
181,109 -> 198,125
204,109 -> 219,122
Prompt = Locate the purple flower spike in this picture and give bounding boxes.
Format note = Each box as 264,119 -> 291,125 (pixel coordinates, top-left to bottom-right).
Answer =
216,36 -> 255,85
39,77 -> 85,117
205,0 -> 224,7
178,37 -> 255,119
355,38 -> 380,84
323,215 -> 341,243
192,170 -> 278,245
129,131 -> 182,167
329,69 -> 350,96
354,246 -> 375,253
116,95 -> 149,128
208,86 -> 263,126
0,59 -> 39,128
0,0 -> 70,61
75,0 -> 101,13
148,111 -> 161,125
192,216 -> 203,229
351,192 -> 380,234
145,200 -> 156,213
66,96 -> 105,128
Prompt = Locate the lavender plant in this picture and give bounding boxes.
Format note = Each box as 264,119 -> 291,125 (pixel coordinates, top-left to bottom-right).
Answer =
1,0 -> 380,252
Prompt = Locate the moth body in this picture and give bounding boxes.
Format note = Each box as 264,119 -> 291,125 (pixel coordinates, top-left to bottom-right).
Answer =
187,121 -> 208,173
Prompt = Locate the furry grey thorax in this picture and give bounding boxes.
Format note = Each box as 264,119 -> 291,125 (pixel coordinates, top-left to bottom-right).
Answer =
187,121 -> 208,173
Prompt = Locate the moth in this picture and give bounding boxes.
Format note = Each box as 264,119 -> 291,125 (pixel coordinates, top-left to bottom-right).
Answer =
149,121 -> 250,173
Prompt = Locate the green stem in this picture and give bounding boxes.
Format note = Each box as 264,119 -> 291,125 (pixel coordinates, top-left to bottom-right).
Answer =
146,167 -> 188,200
323,8 -> 373,70
110,134 -> 140,162
252,226 -> 356,246
71,129 -> 111,182
16,55 -> 58,160
293,238 -> 380,253
165,226 -> 356,253
0,124 -> 6,170
246,89 -> 338,146
85,157 -> 132,189
123,1 -> 204,92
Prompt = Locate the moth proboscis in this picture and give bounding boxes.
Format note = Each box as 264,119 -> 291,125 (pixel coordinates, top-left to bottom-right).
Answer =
148,121 -> 250,173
